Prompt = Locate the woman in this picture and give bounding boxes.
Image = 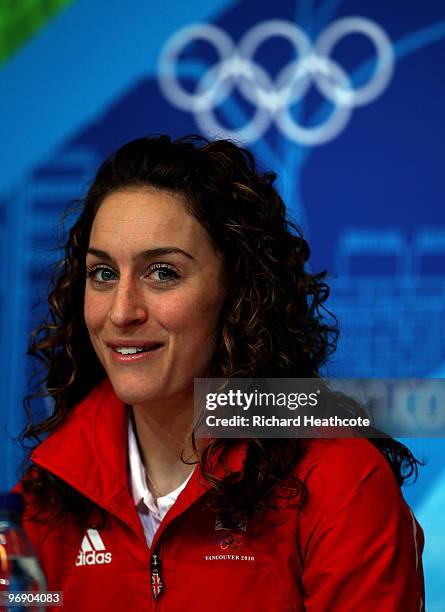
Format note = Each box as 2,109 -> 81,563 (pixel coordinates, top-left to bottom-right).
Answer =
19,135 -> 425,611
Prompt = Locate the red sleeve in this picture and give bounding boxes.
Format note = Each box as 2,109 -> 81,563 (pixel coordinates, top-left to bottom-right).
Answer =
12,476 -> 49,570
296,439 -> 425,611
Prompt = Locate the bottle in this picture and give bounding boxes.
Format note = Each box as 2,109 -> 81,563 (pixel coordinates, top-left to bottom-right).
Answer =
0,492 -> 46,611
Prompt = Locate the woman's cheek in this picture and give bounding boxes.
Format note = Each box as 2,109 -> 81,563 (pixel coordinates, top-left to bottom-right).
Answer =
155,290 -> 207,328
84,291 -> 107,331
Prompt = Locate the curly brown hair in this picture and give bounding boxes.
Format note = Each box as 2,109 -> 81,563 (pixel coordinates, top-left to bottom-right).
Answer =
21,135 -> 420,524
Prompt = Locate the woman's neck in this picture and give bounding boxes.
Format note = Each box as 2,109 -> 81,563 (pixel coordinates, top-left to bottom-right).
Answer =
131,390 -> 199,498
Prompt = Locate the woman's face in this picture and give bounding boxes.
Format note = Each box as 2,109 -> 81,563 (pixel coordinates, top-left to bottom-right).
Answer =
84,188 -> 226,408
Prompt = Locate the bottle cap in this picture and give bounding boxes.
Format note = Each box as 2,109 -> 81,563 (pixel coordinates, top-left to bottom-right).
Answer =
0,492 -> 24,515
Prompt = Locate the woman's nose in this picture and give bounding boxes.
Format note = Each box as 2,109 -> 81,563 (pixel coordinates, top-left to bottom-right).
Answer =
109,280 -> 147,327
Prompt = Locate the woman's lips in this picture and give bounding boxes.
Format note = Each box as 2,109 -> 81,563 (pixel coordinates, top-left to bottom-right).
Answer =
107,342 -> 164,364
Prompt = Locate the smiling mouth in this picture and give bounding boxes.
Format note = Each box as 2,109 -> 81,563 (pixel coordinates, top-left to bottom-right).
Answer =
108,341 -> 164,351
108,342 -> 164,362
113,346 -> 155,355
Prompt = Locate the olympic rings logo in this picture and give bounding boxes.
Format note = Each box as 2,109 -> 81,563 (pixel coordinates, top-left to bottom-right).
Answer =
218,533 -> 244,550
158,18 -> 395,146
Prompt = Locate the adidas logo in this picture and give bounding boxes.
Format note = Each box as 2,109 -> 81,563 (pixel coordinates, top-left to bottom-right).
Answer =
75,528 -> 112,566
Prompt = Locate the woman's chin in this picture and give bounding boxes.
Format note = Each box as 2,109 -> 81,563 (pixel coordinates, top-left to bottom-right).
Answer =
107,378 -> 159,407
105,371 -> 195,408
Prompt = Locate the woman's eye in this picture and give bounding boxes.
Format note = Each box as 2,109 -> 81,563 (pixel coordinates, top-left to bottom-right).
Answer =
86,266 -> 118,283
86,264 -> 179,285
150,265 -> 179,283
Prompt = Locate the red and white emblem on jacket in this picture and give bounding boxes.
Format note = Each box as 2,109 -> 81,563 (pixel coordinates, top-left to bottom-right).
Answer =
215,511 -> 248,550
75,528 -> 112,566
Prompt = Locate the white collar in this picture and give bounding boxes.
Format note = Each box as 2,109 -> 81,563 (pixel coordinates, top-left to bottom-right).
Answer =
127,414 -> 194,520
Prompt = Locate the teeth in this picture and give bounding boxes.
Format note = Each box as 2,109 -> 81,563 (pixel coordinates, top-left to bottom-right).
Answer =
115,347 -> 146,355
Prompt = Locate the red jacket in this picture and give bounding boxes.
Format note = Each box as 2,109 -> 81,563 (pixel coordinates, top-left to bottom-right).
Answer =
19,380 -> 425,611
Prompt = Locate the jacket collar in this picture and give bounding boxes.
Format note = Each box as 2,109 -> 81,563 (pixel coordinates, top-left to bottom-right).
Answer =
32,379 -> 131,516
31,379 -> 248,528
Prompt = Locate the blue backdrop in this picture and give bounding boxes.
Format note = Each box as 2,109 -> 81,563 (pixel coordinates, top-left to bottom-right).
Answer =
1,1 -> 444,608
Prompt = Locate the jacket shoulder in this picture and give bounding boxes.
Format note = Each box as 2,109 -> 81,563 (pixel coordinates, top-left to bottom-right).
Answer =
294,438 -> 425,611
296,437 -> 398,490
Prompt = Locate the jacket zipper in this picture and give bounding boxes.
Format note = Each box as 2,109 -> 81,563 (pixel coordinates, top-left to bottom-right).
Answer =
150,550 -> 163,601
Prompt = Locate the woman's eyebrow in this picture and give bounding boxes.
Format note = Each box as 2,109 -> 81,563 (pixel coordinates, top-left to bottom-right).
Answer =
86,247 -> 195,262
